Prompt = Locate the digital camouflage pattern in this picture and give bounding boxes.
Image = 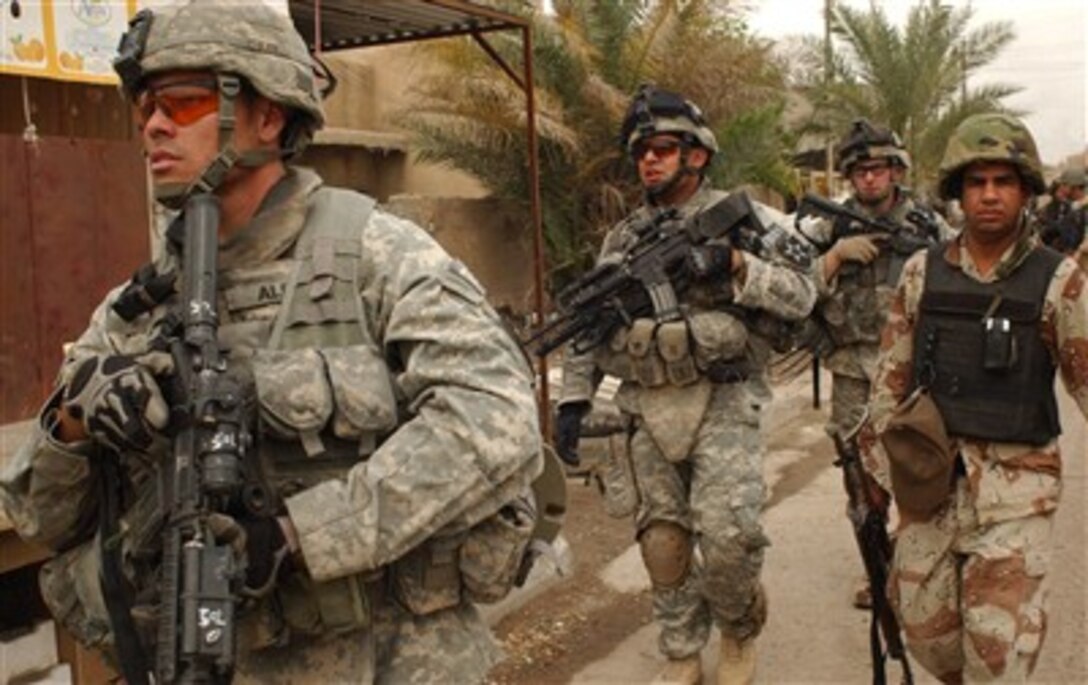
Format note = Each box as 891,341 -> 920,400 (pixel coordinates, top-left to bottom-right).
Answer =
137,1 -> 323,121
621,85 -> 719,155
861,232 -> 1088,681
0,167 -> 542,683
807,193 -> 953,436
836,119 -> 911,173
561,181 -> 816,658
129,0 -> 323,155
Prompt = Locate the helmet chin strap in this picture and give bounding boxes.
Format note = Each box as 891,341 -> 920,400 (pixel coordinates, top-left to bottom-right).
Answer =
644,146 -> 703,205
155,73 -> 283,210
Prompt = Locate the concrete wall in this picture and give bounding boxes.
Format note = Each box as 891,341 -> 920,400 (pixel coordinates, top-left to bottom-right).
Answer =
384,195 -> 535,314
319,44 -> 490,199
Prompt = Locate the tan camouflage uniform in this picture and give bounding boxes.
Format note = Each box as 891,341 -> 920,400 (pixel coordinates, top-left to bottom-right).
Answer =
862,232 -> 1088,682
562,182 -> 817,659
0,167 -> 542,684
1075,198 -> 1088,272
809,192 -> 953,436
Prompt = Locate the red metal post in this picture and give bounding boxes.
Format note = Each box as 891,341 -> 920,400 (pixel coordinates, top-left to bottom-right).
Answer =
522,24 -> 550,440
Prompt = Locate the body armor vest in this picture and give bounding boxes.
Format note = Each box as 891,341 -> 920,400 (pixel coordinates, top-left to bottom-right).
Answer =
821,198 -> 939,347
251,188 -> 392,498
913,244 -> 1063,445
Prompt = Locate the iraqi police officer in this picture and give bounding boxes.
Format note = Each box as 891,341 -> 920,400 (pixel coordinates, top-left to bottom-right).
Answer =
0,2 -> 542,683
862,113 -> 1088,682
556,85 -> 817,685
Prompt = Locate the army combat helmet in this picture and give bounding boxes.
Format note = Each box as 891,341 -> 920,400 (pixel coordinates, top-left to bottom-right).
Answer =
937,113 -> 1046,201
114,0 -> 327,205
1057,167 -> 1086,189
620,84 -> 719,158
836,118 -> 911,173
620,85 -> 718,200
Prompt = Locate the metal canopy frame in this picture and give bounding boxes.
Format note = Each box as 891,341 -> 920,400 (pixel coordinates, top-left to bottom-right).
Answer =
288,0 -> 551,433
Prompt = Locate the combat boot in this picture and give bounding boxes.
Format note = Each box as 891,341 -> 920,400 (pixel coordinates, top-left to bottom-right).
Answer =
651,655 -> 703,685
717,636 -> 755,685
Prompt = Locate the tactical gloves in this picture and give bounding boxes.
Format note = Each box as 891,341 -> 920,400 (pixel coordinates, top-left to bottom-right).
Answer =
63,352 -> 173,452
206,513 -> 291,596
831,234 -> 882,265
687,243 -> 734,281
555,401 -> 590,467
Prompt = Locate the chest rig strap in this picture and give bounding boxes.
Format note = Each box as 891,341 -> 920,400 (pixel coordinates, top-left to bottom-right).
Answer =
266,188 -> 376,458
268,188 -> 376,351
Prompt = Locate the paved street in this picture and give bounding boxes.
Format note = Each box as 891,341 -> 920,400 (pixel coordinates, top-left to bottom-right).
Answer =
566,374 -> 1086,684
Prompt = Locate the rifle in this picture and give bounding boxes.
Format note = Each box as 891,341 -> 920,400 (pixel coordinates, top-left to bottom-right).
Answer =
831,430 -> 913,685
154,192 -> 254,684
527,192 -> 810,357
795,193 -> 939,286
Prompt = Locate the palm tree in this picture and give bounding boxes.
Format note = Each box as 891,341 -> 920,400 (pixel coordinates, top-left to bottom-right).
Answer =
794,0 -> 1018,192
400,0 -> 794,285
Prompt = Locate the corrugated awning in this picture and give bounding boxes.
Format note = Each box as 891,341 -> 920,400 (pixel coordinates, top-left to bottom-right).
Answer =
289,0 -> 528,52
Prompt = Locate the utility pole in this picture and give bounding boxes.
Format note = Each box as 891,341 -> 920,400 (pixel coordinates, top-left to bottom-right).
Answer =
824,0 -> 835,199
813,0 -> 835,409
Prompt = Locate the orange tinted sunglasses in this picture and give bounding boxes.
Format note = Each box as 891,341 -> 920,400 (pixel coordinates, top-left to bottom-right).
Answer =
134,80 -> 219,127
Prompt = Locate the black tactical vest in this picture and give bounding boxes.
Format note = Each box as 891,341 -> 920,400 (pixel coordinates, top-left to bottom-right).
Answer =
912,244 -> 1064,445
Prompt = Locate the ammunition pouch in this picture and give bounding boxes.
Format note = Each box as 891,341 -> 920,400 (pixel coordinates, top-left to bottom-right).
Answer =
657,320 -> 699,386
459,492 -> 537,604
688,310 -> 749,380
627,319 -> 667,387
392,534 -> 465,615
611,311 -> 749,388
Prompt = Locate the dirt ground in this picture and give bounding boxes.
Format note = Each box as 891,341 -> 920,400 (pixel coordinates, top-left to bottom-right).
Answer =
488,475 -> 650,685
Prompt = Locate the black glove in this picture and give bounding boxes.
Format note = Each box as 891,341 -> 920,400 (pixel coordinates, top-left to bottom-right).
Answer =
687,243 -> 734,281
555,402 -> 590,467
63,352 -> 173,452
240,516 -> 289,592
206,513 -> 289,595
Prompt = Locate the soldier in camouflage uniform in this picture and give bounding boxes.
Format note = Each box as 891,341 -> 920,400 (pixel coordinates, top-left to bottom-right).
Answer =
861,113 -> 1088,682
809,119 -> 952,439
0,2 -> 542,683
805,120 -> 951,609
556,85 -> 817,685
1037,167 -> 1086,256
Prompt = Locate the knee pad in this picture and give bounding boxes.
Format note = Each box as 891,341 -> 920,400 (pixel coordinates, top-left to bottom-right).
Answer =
639,521 -> 692,589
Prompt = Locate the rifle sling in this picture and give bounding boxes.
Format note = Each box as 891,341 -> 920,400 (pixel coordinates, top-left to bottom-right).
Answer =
97,451 -> 153,685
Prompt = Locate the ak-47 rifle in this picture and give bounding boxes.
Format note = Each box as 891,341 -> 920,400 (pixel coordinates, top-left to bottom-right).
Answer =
795,193 -> 940,286
527,192 -> 810,357
831,429 -> 913,685
154,192 -> 255,684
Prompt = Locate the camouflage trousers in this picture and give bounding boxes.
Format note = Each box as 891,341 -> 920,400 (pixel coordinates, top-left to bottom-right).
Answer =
235,590 -> 500,684
890,478 -> 1053,683
826,372 -> 871,438
629,383 -> 770,660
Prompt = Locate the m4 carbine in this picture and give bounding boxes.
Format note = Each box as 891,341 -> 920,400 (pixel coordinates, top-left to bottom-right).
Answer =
154,193 -> 255,684
832,431 -> 913,685
527,192 -> 809,357
796,193 -> 940,286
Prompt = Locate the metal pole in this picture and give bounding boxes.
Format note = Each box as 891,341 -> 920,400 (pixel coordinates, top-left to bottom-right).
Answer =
817,0 -> 833,410
522,25 -> 551,440
824,0 -> 835,199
